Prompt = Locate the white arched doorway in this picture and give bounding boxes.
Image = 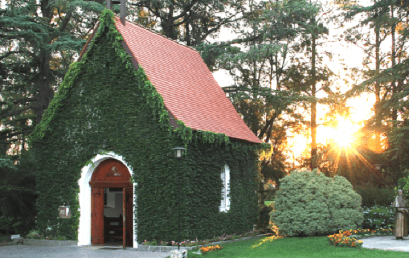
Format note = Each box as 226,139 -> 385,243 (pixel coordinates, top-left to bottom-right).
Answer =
77,152 -> 137,248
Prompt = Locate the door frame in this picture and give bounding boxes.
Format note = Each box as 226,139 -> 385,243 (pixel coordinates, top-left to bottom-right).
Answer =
77,153 -> 137,248
90,159 -> 133,247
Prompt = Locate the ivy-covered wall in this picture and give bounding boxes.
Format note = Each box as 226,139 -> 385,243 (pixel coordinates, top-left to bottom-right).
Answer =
137,137 -> 259,241
31,10 -> 259,242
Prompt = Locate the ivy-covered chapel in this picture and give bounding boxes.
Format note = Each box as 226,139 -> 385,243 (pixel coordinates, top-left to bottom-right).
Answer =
31,8 -> 263,248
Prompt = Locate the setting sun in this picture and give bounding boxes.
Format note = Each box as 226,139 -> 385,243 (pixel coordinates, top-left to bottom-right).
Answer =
332,119 -> 358,147
318,117 -> 361,149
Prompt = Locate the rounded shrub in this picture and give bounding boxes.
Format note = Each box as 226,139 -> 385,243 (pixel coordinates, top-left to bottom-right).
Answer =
271,170 -> 363,236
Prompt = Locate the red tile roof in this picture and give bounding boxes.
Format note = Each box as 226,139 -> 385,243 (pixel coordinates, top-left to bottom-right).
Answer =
115,17 -> 261,144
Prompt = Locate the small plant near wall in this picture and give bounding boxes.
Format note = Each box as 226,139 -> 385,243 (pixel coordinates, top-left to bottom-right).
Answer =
25,230 -> 43,239
25,230 -> 68,240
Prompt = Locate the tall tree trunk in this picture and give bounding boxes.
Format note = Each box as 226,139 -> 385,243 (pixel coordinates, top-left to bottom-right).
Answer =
34,0 -> 54,124
374,0 -> 382,153
35,50 -> 54,124
390,2 -> 401,185
311,31 -> 317,169
391,3 -> 397,128
185,19 -> 191,46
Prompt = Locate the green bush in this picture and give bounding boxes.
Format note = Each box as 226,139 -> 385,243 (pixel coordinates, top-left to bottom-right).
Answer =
0,155 -> 37,235
362,205 -> 394,230
354,185 -> 394,207
271,170 -> 363,236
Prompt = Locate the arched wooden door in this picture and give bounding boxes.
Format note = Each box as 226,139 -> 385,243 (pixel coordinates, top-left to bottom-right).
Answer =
89,159 -> 133,247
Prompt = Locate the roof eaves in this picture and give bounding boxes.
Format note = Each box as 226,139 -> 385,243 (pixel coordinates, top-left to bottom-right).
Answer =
78,22 -> 101,62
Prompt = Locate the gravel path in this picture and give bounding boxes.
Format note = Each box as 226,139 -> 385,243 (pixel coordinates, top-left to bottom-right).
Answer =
362,236 -> 409,252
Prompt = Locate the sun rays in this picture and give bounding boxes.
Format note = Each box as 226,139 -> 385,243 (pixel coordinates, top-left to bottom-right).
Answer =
320,117 -> 382,180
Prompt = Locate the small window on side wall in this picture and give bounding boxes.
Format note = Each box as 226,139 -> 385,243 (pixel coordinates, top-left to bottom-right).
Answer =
220,164 -> 230,213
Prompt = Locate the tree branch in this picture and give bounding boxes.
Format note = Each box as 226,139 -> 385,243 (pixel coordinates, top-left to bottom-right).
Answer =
0,51 -> 22,61
0,106 -> 33,120
59,11 -> 72,32
0,97 -> 37,105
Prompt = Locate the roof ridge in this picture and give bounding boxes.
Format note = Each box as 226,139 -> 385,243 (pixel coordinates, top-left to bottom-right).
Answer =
115,15 -> 198,53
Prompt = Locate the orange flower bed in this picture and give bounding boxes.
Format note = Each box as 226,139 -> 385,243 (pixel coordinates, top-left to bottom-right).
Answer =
200,245 -> 223,254
327,230 -> 363,248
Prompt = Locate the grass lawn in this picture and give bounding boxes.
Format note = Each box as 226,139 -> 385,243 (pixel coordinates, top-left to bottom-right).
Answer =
187,236 -> 409,258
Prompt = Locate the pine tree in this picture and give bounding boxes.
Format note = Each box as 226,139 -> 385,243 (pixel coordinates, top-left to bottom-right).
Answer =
0,0 -> 106,155
130,0 -> 246,46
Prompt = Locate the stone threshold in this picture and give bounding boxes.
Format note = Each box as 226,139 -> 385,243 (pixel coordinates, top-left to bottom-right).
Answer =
137,234 -> 266,252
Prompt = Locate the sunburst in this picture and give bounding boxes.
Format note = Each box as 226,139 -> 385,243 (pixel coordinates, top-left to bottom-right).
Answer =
322,117 -> 378,177
332,118 -> 357,148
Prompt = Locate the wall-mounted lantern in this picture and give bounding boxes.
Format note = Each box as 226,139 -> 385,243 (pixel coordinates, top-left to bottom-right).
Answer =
172,147 -> 186,158
58,206 -> 72,219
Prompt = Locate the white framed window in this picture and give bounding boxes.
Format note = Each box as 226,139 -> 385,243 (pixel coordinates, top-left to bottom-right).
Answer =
220,164 -> 230,212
